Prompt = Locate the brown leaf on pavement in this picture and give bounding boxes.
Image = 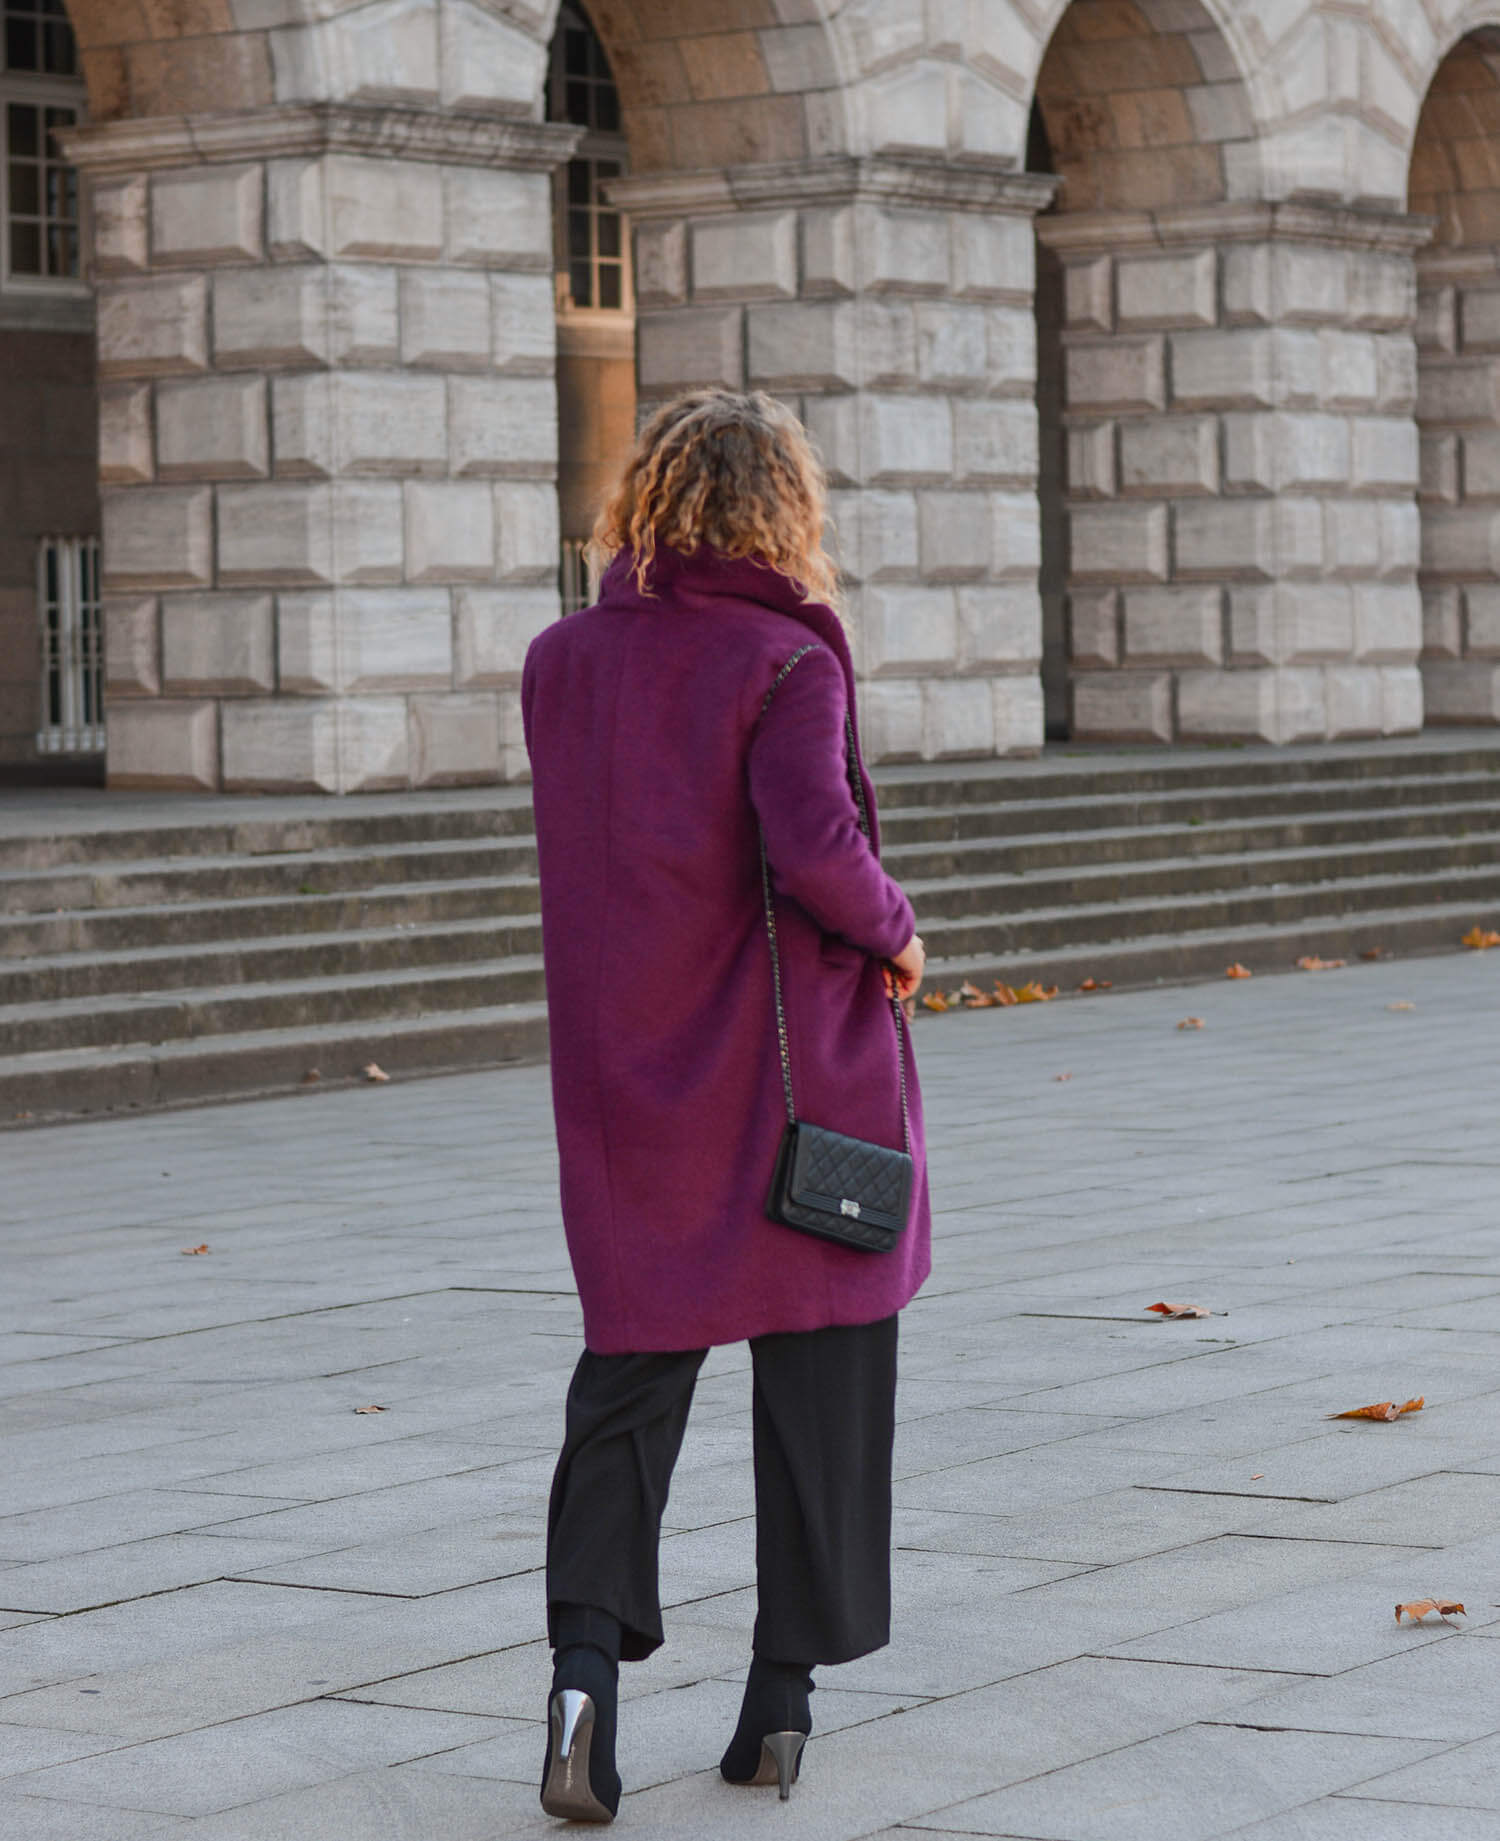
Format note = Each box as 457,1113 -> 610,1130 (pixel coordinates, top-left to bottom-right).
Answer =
1361,947 -> 1387,961
1013,981 -> 1059,1003
1461,926 -> 1500,950
1054,1072 -> 1072,1082
353,1404 -> 387,1415
922,991 -> 952,1012
1297,955 -> 1346,971
1146,1301 -> 1214,1319
362,1063 -> 391,1083
1078,977 -> 1112,993
1177,1016 -> 1205,1030
1226,963 -> 1252,979
300,1068 -> 321,1084
180,1244 -> 210,1256
1329,1396 -> 1424,1422
1396,1599 -> 1465,1624
959,980 -> 998,1008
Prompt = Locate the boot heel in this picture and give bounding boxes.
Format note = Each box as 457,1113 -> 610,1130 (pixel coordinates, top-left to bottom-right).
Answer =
542,1689 -> 615,1824
758,1730 -> 806,1801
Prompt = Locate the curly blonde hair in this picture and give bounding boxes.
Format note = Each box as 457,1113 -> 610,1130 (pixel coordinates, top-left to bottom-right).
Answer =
590,389 -> 838,607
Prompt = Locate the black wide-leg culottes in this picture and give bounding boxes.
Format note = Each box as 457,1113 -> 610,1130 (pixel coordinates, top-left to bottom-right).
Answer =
546,1314 -> 899,1667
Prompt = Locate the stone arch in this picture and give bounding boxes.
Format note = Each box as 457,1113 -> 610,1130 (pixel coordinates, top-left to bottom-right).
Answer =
1409,22 -> 1500,726
59,3 -> 287,123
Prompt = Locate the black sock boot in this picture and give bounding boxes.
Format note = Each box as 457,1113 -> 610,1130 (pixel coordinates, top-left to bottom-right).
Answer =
540,1606 -> 622,1823
720,1656 -> 814,1799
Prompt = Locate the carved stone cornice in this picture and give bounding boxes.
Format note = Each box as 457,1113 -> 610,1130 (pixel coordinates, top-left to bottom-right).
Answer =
58,105 -> 583,175
609,155 -> 1061,220
1037,199 -> 1436,257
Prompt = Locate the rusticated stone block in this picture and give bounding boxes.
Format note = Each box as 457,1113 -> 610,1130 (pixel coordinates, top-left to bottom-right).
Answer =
331,266 -> 401,365
1222,414 -> 1272,494
1177,668 -> 1277,742
1116,249 -> 1216,331
1423,657 -> 1500,723
1068,424 -> 1116,499
1419,433 -> 1459,505
1064,257 -> 1112,333
1068,590 -> 1119,667
1324,498 -> 1380,577
1320,331 -> 1378,408
747,302 -> 856,393
692,211 -> 796,302
221,698 -> 338,793
161,592 -> 275,694
1072,670 -> 1172,743
93,176 -> 148,276
916,302 -> 988,388
803,396 -> 858,488
444,166 -> 551,268
340,588 -> 453,690
275,592 -> 338,694
219,483 -> 335,586
858,677 -> 924,763
802,207 -> 854,300
495,482 -> 560,584
1066,339 -> 1165,413
992,673 -> 1044,754
98,277 -> 209,377
1273,244 -> 1347,324
1380,664 -> 1423,733
985,306 -> 1037,393
1118,418 -> 1218,497
1380,500 -> 1421,577
1416,286 -> 1455,354
103,598 -> 159,697
1468,585 -> 1500,656
831,488 -> 917,581
858,206 -> 949,296
953,399 -> 1037,487
860,395 -> 953,486
490,273 -> 555,374
1222,244 -> 1271,325
1354,583 -> 1420,663
1462,288 -> 1500,354
99,386 -> 154,485
454,585 -> 559,687
1421,586 -> 1462,660
267,158 -> 325,260
449,376 -> 558,477
151,164 -> 263,267
862,584 -> 957,675
326,154 -> 443,261
918,491 -> 990,582
1069,503 -> 1168,583
275,373 -> 447,478
853,299 -> 917,389
1277,580 -> 1354,661
440,1 -> 542,113
992,491 -> 1042,580
410,690 -> 501,786
400,269 -> 490,370
1348,253 -> 1413,330
1420,505 -> 1500,577
921,677 -> 994,759
1228,586 -> 1275,666
102,486 -> 213,591
214,268 -> 326,369
1123,586 -> 1223,667
1463,431 -> 1500,502
339,697 -> 415,792
952,213 -> 1032,302
956,584 -> 1040,671
1171,329 -> 1272,409
405,480 -> 495,583
1374,335 -> 1417,412
1276,667 -> 1329,742
637,308 -> 744,395
106,698 -> 219,791
1325,664 -> 1384,737
1352,416 -> 1419,493
1274,328 -> 1322,409
1273,412 -> 1350,491
1174,500 -> 1273,580
635,221 -> 688,310
157,376 -> 269,482
333,482 -> 405,584
1418,362 -> 1500,428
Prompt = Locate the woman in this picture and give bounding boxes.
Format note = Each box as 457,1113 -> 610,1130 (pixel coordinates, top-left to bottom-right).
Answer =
522,388 -> 930,1823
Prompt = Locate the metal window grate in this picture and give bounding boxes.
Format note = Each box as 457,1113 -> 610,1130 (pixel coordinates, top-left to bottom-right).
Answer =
36,533 -> 103,754
560,538 -> 597,614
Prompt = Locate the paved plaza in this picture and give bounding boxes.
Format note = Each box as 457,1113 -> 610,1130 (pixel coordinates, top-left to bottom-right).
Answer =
2,953 -> 1500,1839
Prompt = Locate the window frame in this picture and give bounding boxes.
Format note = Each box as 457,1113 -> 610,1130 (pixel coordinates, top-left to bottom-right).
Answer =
0,69 -> 88,297
547,2 -> 631,322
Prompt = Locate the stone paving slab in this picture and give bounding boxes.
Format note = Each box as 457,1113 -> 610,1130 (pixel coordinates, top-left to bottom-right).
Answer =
1,952 -> 1499,1837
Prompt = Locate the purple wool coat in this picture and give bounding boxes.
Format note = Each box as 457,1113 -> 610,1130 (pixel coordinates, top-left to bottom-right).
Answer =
522,544 -> 931,1354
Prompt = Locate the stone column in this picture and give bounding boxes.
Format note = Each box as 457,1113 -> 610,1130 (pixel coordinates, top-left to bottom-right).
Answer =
64,108 -> 579,793
610,157 -> 1059,764
1040,202 -> 1431,744
1416,249 -> 1500,726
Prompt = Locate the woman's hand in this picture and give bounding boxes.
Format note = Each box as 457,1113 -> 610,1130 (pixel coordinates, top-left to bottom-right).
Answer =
884,933 -> 925,1002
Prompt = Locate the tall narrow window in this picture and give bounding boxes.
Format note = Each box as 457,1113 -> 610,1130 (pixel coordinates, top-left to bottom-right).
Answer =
547,2 -> 629,316
36,535 -> 103,755
2,0 -> 83,286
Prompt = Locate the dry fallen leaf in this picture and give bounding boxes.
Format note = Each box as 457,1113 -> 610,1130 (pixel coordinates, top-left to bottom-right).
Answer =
1461,925 -> 1500,951
1328,1396 -> 1424,1422
1297,955 -> 1346,971
180,1244 -> 210,1257
1177,1016 -> 1205,1031
362,1063 -> 390,1083
1396,1599 -> 1465,1624
353,1404 -> 387,1415
922,990 -> 951,1013
1225,963 -> 1253,979
992,982 -> 1018,1007
1361,947 -> 1387,961
301,1068 -> 321,1084
1077,977 -> 1112,993
1014,981 -> 1059,1004
957,980 -> 999,1009
1146,1301 -> 1217,1319
1054,1072 -> 1072,1082
1250,1473 -> 1265,1480
1387,1001 -> 1415,1012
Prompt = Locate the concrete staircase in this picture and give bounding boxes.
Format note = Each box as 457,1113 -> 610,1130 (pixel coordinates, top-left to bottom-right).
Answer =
3,734 -> 1500,1123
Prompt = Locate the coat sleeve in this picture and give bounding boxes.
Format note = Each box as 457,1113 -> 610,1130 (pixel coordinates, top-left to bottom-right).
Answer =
747,645 -> 915,961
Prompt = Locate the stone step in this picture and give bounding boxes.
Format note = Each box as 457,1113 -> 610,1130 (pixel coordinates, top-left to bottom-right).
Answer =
1,957 -> 549,1058
0,915 -> 545,1004
0,1001 -> 551,1125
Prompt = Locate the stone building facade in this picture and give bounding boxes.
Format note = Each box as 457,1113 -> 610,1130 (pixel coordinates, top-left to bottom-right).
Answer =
2,0 -> 1500,791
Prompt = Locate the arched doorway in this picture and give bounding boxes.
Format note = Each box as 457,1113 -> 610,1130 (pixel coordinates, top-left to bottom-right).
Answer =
0,0 -> 99,781
546,1 -> 635,615
1411,26 -> 1500,727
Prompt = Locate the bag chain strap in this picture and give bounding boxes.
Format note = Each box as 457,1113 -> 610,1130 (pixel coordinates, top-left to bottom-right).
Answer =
757,646 -> 912,1157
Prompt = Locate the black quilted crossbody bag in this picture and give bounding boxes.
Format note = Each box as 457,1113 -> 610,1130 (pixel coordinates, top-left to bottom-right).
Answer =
758,646 -> 914,1254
